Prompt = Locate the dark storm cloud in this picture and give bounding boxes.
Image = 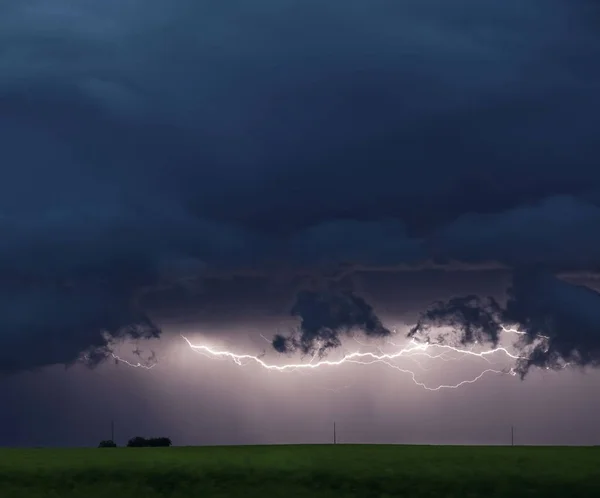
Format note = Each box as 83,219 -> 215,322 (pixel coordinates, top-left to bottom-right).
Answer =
428,196 -> 600,271
2,0 -> 600,372
507,272 -> 600,375
272,289 -> 391,356
410,271 -> 600,376
408,296 -> 504,347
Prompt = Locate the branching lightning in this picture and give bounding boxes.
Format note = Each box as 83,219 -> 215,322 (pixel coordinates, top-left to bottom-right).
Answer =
108,324 -> 559,390
180,334 -> 522,391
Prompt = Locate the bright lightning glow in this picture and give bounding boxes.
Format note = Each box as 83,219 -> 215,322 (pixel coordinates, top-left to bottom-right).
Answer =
106,323 -> 565,391
181,335 -> 521,391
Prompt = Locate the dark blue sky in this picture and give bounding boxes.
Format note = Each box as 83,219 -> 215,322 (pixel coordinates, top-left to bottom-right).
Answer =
1,0 -> 600,446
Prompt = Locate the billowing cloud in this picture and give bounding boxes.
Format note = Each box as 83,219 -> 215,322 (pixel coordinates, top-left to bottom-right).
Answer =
408,296 -> 504,347
1,0 -> 600,373
507,272 -> 600,375
272,289 -> 391,356
410,271 -> 600,376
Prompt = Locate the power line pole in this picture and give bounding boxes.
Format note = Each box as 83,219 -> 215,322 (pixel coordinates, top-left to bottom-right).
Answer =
511,425 -> 514,447
111,420 -> 115,443
333,422 -> 336,445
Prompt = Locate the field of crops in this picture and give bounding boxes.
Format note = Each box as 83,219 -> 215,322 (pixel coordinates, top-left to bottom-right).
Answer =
0,444 -> 599,497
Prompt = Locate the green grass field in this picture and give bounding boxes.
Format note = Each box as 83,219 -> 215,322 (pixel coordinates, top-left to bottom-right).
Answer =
0,444 -> 599,497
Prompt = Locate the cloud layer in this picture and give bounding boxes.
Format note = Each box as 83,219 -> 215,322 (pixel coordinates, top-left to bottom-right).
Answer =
2,0 -> 600,372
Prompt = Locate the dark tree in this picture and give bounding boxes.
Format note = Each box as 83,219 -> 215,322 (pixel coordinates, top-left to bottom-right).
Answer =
148,437 -> 172,447
127,436 -> 148,447
127,436 -> 172,447
98,440 -> 117,448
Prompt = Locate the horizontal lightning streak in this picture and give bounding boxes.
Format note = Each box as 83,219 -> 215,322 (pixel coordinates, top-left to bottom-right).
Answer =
111,353 -> 156,369
181,335 -> 519,391
107,324 -> 568,390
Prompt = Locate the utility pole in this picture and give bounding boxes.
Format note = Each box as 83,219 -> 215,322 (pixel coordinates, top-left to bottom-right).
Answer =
511,425 -> 514,447
111,420 -> 115,443
333,422 -> 336,445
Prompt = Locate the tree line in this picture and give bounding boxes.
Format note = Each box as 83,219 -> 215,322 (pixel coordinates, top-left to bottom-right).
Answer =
98,436 -> 172,448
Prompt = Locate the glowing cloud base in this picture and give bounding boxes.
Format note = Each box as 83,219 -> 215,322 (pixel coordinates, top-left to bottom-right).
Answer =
108,326 -> 561,391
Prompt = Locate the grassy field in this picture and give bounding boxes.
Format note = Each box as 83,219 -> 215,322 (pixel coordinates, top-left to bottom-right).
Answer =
0,444 -> 599,497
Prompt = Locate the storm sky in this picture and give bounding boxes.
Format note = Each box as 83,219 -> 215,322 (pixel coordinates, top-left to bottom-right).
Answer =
1,0 -> 600,447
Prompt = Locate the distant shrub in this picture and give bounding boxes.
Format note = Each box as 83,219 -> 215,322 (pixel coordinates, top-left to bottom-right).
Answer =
98,440 -> 117,448
127,436 -> 172,447
126,436 -> 148,448
147,437 -> 172,447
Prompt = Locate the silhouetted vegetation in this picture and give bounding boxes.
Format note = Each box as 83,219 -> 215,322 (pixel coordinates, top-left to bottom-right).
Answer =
126,436 -> 147,448
126,436 -> 172,447
97,440 -> 117,448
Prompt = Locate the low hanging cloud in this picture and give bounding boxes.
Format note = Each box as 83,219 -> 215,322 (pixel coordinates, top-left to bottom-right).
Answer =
0,285 -> 160,374
272,289 -> 391,357
506,272 -> 600,375
409,270 -> 600,377
408,295 -> 504,347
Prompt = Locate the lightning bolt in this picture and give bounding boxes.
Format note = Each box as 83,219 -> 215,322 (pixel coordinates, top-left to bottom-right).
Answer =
181,335 -> 521,391
111,353 -> 156,369
109,324 -> 557,390
501,324 -> 549,340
